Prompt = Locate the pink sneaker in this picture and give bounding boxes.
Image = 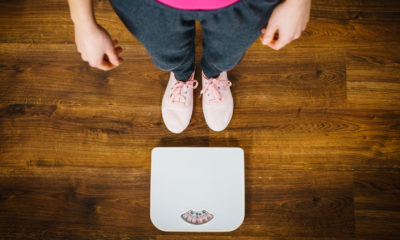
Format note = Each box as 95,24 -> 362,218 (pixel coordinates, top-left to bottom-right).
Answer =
161,72 -> 198,134
200,71 -> 233,132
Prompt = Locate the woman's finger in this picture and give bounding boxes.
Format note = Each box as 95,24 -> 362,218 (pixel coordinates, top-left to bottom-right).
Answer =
262,25 -> 279,45
106,48 -> 121,67
268,32 -> 290,50
98,58 -> 115,71
115,46 -> 123,55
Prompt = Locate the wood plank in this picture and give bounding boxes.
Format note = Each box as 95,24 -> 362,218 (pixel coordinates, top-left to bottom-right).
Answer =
0,0 -> 136,44
1,103 -> 399,170
346,46 -> 400,109
311,0 -> 400,21
0,168 -> 354,239
0,167 -> 152,239
234,47 -> 346,108
354,171 -> 400,240
0,44 -> 347,108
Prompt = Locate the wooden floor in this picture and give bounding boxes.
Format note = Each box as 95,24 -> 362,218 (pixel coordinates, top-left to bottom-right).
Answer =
1,0 -> 400,239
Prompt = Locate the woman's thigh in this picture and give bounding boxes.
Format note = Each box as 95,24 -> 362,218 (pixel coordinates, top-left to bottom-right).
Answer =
199,0 -> 282,71
110,0 -> 197,71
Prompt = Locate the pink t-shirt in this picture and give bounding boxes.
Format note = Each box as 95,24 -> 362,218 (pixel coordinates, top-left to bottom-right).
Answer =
156,0 -> 241,10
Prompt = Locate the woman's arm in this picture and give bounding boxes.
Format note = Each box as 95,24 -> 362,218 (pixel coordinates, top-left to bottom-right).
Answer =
68,0 -> 96,27
68,0 -> 122,70
261,0 -> 311,50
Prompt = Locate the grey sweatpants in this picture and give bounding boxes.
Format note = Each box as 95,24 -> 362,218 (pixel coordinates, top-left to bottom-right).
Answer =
110,0 -> 282,81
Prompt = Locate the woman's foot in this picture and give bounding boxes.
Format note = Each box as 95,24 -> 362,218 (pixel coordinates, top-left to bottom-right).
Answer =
200,71 -> 233,132
161,72 -> 198,134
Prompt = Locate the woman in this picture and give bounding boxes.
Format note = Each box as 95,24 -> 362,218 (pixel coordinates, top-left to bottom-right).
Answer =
68,0 -> 311,133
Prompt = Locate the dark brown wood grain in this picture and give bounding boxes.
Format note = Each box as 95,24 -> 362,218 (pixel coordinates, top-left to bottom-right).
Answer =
0,168 -> 355,239
0,0 -> 400,239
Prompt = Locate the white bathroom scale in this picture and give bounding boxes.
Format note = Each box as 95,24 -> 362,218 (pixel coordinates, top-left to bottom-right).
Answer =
150,147 -> 245,232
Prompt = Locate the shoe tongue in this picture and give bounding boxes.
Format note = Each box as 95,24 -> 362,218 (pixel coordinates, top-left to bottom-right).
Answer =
173,95 -> 185,103
172,82 -> 187,104
208,79 -> 225,101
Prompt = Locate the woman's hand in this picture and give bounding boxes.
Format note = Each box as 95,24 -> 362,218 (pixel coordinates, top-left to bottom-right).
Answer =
261,0 -> 311,50
74,23 -> 123,71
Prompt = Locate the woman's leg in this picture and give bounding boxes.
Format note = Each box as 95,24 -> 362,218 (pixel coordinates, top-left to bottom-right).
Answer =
198,0 -> 282,132
199,0 -> 282,78
110,0 -> 196,81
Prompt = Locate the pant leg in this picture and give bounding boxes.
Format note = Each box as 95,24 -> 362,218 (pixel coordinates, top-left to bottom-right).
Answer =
110,0 -> 196,81
199,0 -> 282,78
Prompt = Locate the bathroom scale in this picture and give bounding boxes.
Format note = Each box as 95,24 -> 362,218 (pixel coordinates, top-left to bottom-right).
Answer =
150,147 -> 245,232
